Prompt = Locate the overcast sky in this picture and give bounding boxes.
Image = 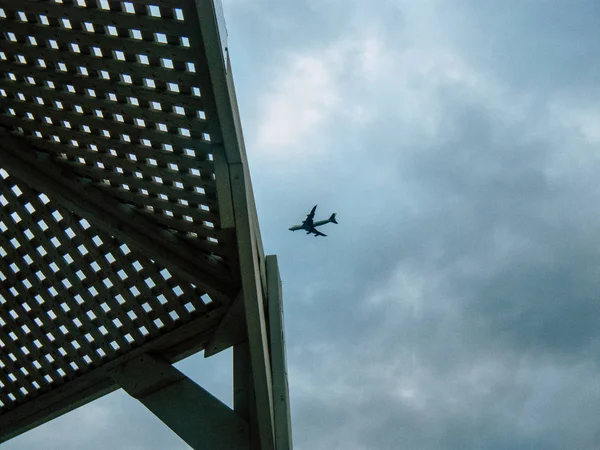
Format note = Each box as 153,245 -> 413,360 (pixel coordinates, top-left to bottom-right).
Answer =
5,0 -> 600,449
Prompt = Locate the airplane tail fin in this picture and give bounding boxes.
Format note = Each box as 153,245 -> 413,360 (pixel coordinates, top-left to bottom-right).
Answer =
329,213 -> 338,224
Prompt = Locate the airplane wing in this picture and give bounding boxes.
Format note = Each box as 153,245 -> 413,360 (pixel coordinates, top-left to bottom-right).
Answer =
312,229 -> 327,237
302,204 -> 317,226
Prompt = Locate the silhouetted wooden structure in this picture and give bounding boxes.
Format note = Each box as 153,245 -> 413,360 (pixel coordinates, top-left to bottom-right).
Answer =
0,1 -> 291,448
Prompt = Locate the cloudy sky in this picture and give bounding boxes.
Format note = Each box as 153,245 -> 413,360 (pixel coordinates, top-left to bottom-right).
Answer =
5,0 -> 600,449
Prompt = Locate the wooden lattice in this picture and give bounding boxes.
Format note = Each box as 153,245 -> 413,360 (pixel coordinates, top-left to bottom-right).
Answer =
0,166 -> 218,410
0,0 -> 243,437
0,0 -> 231,254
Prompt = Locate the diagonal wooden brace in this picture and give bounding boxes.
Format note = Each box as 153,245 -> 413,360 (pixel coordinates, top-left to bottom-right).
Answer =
0,128 -> 237,304
110,354 -> 249,450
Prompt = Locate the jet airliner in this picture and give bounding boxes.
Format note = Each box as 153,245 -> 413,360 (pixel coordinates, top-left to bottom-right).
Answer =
289,205 -> 337,237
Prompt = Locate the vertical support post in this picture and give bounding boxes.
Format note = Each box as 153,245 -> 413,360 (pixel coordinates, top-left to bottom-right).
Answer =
193,1 -> 279,447
266,255 -> 293,450
234,342 -> 261,450
230,163 -> 276,450
233,342 -> 251,420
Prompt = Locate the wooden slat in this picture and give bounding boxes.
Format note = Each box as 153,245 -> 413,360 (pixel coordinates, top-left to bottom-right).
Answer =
0,17 -> 197,60
0,78 -> 209,130
1,60 -> 209,107
1,99 -> 210,147
0,40 -> 201,87
0,1 -> 191,32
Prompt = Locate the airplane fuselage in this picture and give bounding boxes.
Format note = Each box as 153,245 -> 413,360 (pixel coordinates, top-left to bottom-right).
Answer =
288,220 -> 329,232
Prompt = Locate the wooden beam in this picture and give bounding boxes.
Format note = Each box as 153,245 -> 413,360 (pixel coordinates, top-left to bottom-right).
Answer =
110,354 -> 249,450
0,380 -> 117,445
0,128 -> 237,304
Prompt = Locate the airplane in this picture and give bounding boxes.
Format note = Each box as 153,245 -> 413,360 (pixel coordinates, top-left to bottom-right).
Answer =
289,205 -> 337,237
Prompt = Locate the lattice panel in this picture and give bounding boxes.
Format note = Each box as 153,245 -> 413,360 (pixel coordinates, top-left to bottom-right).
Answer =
0,0 -> 231,259
0,165 -> 220,412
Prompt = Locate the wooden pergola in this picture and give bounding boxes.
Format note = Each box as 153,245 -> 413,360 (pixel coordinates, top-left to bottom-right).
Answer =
0,1 -> 292,448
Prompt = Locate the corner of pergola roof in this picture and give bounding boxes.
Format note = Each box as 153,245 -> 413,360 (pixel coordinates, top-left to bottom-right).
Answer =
0,1 -> 291,449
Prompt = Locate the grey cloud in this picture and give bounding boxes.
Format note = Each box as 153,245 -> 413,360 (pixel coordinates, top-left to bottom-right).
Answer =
261,44 -> 600,448
450,0 -> 600,96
